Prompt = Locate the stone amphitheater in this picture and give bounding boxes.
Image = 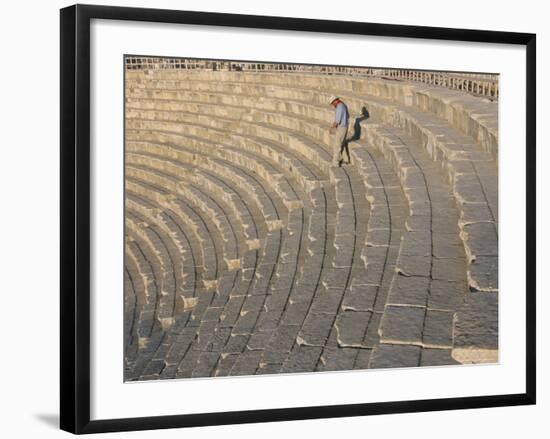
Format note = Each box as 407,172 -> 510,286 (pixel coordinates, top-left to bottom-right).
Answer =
123,60 -> 498,381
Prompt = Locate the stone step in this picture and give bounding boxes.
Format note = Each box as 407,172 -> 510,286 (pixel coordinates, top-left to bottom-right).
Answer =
217,186 -> 326,375
126,198 -> 193,296
125,210 -> 179,331
124,268 -> 138,359
359,123 -> 496,363
126,177 -> 220,284
172,214 -> 306,378
126,179 -> 243,335
127,72 -> 497,156
127,163 -> 292,308
126,92 -> 332,126
310,144 -> 408,367
127,165 -> 242,265
349,142 -> 407,314
215,197 -> 311,376
126,146 -> 289,240
364,123 -> 498,293
126,104 -> 334,157
127,154 -> 260,247
126,115 -> 332,177
124,154 -> 317,378
126,128 -> 324,198
125,235 -> 163,346
125,193 -> 199,307
125,246 -> 157,351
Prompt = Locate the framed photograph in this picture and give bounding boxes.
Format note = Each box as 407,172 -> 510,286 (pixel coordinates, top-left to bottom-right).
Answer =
60,4 -> 536,434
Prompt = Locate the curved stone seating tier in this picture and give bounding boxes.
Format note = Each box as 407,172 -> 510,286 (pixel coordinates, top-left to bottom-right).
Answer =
125,193 -> 196,300
125,114 -> 333,176
362,122 -> 498,293
125,84 -> 378,127
384,111 -> 498,223
126,143 -> 289,232
128,163 -> 329,378
126,150 -> 305,327
322,143 -> 418,368
126,123 -> 326,195
126,164 -> 314,344
128,158 -> 298,286
126,178 -> 248,347
125,244 -> 151,312
125,210 -> 183,332
125,235 -> 162,344
126,102 -> 335,156
127,167 -> 243,274
126,79 -> 495,168
169,221 -> 307,376
125,88 -> 374,159
173,206 -> 312,377
126,177 -> 221,286
184,158 -> 323,376
127,153 -> 261,249
125,249 -> 156,357
127,71 -> 497,156
358,122 -> 497,363
124,267 -> 138,359
126,142 -> 310,270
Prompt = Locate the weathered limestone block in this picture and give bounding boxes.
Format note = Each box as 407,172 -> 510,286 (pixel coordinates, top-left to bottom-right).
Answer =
461,222 -> 498,259
428,279 -> 467,311
395,254 -> 431,277
341,280 -> 378,312
335,310 -> 371,347
379,305 -> 426,344
422,310 -> 454,348
387,275 -> 430,307
297,312 -> 335,346
318,347 -> 358,371
370,344 -> 422,368
452,291 -> 498,363
420,348 -> 459,366
281,345 -> 323,373
399,230 -> 431,257
468,256 -> 498,292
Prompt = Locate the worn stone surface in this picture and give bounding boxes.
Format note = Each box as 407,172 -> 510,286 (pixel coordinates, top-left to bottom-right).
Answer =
318,347 -> 359,371
341,283 -> 378,311
379,305 -> 426,344
468,256 -> 498,291
335,311 -> 371,347
453,292 -> 498,352
423,310 -> 454,348
428,279 -> 467,311
281,346 -> 323,373
387,275 -> 430,307
421,348 -> 460,366
370,344 -> 422,368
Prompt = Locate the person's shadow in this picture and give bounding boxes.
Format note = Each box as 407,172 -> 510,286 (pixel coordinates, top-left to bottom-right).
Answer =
340,106 -> 369,165
349,106 -> 370,142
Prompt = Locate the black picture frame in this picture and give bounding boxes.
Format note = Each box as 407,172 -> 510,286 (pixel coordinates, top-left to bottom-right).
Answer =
60,4 -> 536,434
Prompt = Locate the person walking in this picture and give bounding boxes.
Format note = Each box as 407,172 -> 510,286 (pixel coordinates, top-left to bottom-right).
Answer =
329,96 -> 351,167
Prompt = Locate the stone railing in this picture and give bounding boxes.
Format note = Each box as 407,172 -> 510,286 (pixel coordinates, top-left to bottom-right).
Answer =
125,57 -> 498,99
378,69 -> 498,99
